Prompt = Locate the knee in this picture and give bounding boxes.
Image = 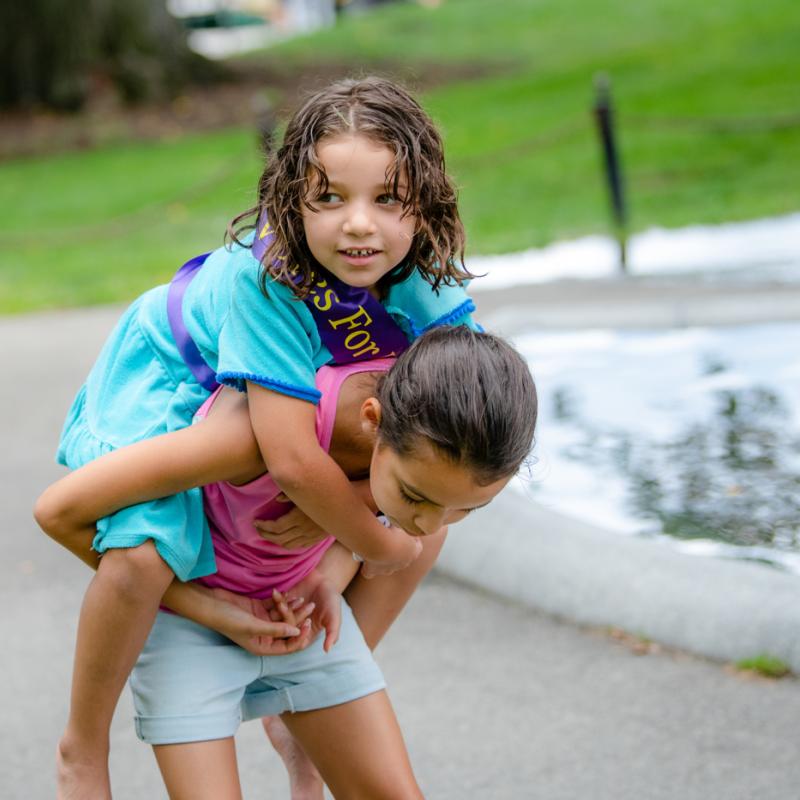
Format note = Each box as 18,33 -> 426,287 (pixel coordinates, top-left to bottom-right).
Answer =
98,541 -> 174,599
33,484 -> 78,542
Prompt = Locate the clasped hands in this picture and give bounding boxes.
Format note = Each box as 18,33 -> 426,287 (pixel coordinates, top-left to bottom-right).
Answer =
206,569 -> 341,657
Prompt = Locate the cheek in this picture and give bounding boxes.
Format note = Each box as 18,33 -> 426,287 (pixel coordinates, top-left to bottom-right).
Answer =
300,212 -> 314,243
367,468 -> 391,509
369,478 -> 405,520
302,208 -> 332,243
398,216 -> 417,245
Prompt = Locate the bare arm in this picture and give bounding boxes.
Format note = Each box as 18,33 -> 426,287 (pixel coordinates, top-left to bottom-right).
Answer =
33,393 -> 310,647
254,477 -> 378,548
311,529 -> 448,650
247,382 -> 420,571
34,388 -> 261,553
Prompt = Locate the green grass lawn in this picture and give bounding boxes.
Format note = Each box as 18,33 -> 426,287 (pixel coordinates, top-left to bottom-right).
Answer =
2,0 -> 799,312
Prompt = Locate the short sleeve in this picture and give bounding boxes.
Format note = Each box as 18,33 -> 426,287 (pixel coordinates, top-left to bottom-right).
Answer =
215,266 -> 322,404
384,272 -> 478,340
425,307 -> 480,333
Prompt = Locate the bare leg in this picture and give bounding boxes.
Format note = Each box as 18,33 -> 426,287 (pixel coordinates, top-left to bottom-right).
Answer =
345,528 -> 447,649
261,529 -> 447,799
154,738 -> 243,800
57,542 -> 174,800
282,691 -> 423,800
262,716 -> 325,800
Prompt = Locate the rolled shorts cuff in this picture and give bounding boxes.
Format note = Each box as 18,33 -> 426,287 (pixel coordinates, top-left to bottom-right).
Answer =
135,710 -> 241,746
129,605 -> 385,745
241,674 -> 386,720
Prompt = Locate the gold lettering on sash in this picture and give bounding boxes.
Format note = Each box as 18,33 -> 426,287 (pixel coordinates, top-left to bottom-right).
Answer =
344,330 -> 372,351
328,305 -> 381,359
351,342 -> 382,357
328,306 -> 373,331
313,288 -> 338,312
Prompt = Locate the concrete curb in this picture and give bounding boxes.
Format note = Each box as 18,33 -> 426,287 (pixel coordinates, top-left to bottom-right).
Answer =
436,489 -> 800,671
470,277 -> 800,331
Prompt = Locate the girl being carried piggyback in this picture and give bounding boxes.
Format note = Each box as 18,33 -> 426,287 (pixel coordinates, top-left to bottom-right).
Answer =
39,327 -> 539,798
44,77 -> 477,798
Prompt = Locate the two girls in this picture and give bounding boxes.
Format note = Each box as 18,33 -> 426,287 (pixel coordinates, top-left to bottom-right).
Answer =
38,328 -> 538,798
43,76 -> 479,798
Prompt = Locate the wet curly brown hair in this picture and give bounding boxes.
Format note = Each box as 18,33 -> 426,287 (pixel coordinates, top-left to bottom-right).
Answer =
227,76 -> 473,298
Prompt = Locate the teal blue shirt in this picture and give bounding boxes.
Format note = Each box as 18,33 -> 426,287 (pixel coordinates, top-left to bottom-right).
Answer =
183,236 -> 477,404
60,236 -> 477,458
56,237 -> 476,581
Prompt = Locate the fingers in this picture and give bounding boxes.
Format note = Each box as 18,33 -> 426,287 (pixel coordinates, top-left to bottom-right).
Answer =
275,622 -> 302,638
322,605 -> 342,653
253,511 -> 327,549
248,618 -> 313,655
272,589 -> 298,627
271,589 -> 318,631
254,518 -> 323,549
282,619 -> 313,653
292,601 -> 316,628
254,515 -> 295,535
360,563 -> 376,580
261,532 -> 314,549
279,593 -> 316,628
250,620 -> 302,640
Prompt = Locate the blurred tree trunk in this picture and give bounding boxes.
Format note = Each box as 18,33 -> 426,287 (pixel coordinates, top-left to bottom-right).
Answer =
0,0 -> 223,111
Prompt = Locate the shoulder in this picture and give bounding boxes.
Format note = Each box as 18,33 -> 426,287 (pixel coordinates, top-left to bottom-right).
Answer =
197,239 -> 308,320
384,271 -> 476,338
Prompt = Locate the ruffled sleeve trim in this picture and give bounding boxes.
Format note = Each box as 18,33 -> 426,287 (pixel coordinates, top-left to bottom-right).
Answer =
421,299 -> 477,332
216,372 -> 322,404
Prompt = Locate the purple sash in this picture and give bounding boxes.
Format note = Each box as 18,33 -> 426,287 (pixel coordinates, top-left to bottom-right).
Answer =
167,252 -> 219,392
252,216 -> 409,363
167,216 -> 409,391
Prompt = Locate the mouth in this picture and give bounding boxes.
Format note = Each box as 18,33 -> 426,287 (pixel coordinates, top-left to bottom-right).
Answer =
338,248 -> 382,263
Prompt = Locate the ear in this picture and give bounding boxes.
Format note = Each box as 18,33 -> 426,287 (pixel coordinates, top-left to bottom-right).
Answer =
360,397 -> 382,436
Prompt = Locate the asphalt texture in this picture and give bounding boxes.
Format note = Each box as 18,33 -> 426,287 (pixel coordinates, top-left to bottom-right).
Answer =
2,290 -> 800,799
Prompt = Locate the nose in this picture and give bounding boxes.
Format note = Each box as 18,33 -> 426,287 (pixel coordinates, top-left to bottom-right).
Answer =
412,506 -> 449,536
342,202 -> 376,237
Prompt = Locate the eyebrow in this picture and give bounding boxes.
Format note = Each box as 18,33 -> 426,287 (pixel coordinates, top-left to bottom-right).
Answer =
400,480 -> 491,512
323,179 -> 409,192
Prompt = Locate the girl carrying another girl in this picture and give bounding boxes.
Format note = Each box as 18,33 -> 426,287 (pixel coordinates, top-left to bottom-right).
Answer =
43,77 -> 478,798
37,327 -> 538,798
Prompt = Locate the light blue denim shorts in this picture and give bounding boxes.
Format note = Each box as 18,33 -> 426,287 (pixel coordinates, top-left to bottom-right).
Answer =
129,602 -> 385,745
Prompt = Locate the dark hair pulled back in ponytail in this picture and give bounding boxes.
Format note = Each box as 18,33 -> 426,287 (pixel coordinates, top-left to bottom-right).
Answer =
376,327 -> 537,485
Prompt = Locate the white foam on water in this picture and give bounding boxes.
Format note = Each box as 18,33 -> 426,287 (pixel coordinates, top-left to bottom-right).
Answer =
469,213 -> 800,289
514,321 -> 800,573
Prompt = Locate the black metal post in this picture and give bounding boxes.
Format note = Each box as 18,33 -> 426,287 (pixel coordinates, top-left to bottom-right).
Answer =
593,73 -> 628,274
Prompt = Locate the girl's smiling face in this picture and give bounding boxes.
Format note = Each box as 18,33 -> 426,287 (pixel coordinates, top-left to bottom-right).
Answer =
360,398 -> 512,537
301,133 -> 417,292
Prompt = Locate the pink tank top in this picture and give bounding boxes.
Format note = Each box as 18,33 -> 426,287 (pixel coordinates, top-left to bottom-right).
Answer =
194,359 -> 394,598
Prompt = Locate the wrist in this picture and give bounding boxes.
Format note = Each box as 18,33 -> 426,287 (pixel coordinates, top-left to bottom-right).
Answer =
162,581 -> 214,627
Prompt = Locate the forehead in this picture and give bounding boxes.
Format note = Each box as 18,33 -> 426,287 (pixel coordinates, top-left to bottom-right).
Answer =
385,439 -> 509,509
312,133 -> 403,184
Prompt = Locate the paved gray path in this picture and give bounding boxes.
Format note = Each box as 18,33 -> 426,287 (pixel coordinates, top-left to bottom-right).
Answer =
2,297 -> 800,798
